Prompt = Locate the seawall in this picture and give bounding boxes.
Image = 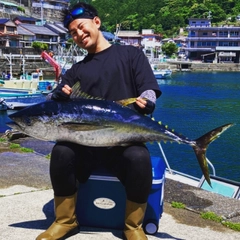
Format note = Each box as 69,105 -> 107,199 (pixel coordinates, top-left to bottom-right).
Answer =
156,60 -> 240,72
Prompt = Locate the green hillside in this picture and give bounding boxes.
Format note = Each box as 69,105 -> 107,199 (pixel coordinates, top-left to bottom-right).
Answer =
70,0 -> 240,37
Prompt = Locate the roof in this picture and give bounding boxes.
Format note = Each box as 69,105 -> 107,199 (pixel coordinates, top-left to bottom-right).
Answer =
0,19 -> 9,24
0,1 -> 18,7
17,25 -> 35,36
19,24 -> 59,36
117,30 -> 142,38
13,16 -> 37,22
54,22 -> 68,32
0,19 -> 16,27
216,46 -> 240,51
44,23 -> 67,34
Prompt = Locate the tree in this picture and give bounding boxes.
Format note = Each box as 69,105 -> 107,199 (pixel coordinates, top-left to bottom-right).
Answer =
32,42 -> 48,51
161,42 -> 178,57
69,0 -> 240,37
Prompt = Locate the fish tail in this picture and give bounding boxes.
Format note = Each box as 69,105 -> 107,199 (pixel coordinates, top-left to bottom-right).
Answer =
193,123 -> 234,186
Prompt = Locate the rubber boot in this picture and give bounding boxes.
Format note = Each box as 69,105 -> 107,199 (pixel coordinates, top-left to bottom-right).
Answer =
36,193 -> 79,240
123,199 -> 148,240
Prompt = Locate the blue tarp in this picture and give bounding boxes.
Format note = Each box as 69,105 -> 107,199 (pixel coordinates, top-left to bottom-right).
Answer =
102,31 -> 120,40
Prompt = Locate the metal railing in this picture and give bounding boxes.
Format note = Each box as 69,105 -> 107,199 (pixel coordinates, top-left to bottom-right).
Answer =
157,142 -> 216,179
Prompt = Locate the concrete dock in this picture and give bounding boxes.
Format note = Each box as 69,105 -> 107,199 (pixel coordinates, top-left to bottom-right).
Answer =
0,136 -> 239,240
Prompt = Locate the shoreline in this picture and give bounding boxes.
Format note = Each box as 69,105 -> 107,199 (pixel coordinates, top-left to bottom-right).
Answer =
0,135 -> 239,239
155,60 -> 240,72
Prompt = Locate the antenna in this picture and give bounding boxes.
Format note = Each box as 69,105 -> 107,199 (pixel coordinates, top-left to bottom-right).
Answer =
207,11 -> 212,20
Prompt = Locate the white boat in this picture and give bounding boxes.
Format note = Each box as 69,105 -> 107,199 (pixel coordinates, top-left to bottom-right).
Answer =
153,69 -> 172,79
1,54 -> 57,93
157,142 -> 240,199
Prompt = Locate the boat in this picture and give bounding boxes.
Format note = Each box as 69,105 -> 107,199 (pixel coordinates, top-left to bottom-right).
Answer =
0,88 -> 45,110
0,72 -> 55,92
153,68 -> 172,79
156,142 -> 240,200
0,98 -> 7,111
0,53 -> 57,94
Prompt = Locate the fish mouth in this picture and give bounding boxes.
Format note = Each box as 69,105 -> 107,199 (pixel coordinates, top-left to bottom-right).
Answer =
6,121 -> 22,131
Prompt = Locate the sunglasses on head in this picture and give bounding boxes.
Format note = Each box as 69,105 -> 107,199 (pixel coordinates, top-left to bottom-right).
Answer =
64,7 -> 95,28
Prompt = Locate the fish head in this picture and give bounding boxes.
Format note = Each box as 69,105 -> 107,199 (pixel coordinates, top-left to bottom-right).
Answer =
7,114 -> 33,131
7,113 -> 43,139
7,100 -> 58,138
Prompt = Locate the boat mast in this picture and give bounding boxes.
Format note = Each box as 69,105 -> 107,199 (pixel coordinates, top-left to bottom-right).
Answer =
3,53 -> 14,80
21,55 -> 26,77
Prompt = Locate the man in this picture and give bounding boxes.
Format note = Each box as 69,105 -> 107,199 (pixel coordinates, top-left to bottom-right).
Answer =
36,2 -> 161,240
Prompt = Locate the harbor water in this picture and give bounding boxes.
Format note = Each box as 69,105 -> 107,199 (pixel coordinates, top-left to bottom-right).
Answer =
0,72 -> 239,182
147,71 -> 240,182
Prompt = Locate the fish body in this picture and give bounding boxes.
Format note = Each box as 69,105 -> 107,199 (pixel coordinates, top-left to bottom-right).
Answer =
8,98 -> 196,146
8,97 -> 233,186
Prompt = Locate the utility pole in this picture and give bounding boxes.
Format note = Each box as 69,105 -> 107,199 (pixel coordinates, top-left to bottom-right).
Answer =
41,0 -> 44,25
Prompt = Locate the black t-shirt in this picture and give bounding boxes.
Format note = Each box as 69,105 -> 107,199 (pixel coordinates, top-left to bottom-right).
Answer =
59,44 -> 161,101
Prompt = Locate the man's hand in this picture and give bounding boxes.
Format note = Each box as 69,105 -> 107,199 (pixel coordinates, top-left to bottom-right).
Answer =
62,85 -> 72,95
136,97 -> 147,109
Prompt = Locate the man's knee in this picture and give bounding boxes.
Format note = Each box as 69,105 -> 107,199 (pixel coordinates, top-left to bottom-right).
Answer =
50,142 -> 77,170
123,145 -> 151,167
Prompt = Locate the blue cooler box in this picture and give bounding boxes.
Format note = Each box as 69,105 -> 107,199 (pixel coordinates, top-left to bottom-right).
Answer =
76,156 -> 165,235
38,81 -> 52,91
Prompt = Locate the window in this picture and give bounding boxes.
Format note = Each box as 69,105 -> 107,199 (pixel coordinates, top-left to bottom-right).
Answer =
190,31 -> 196,37
219,41 -> 238,46
6,26 -> 15,33
197,41 -> 216,47
202,32 -> 208,36
219,31 -> 228,36
230,31 -> 239,36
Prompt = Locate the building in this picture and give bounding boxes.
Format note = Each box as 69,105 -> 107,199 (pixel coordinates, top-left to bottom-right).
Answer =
0,19 -> 19,47
31,0 -> 69,22
13,16 -> 36,25
18,23 -> 59,51
185,18 -> 240,63
116,30 -> 142,47
141,29 -> 162,59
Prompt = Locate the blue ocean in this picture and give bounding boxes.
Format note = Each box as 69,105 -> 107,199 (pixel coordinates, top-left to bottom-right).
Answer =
0,72 -> 239,182
147,71 -> 240,182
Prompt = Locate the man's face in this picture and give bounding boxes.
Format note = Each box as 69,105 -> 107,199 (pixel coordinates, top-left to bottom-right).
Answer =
68,17 -> 101,53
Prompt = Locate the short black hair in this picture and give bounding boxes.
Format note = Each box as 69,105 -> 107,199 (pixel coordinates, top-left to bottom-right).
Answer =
62,2 -> 98,29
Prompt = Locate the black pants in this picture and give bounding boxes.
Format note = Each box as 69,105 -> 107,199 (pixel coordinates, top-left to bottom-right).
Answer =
50,141 -> 152,203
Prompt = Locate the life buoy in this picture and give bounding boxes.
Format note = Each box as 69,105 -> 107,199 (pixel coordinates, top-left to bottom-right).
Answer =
47,85 -> 52,91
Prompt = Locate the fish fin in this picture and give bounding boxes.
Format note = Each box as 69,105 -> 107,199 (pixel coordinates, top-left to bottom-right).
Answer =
70,82 -> 104,100
116,97 -> 148,107
193,123 -> 234,187
116,98 -> 137,106
61,122 -> 112,131
70,82 -> 146,106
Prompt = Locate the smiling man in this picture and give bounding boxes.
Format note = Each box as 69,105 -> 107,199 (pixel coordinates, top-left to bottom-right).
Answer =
36,2 -> 161,240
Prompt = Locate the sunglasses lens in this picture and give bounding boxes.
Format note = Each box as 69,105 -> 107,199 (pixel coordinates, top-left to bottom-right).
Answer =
71,7 -> 85,17
64,7 -> 94,28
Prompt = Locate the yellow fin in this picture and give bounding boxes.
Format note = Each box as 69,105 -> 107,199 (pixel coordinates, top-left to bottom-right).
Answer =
71,82 -> 147,107
116,98 -> 137,106
70,82 -> 104,100
116,97 -> 148,106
